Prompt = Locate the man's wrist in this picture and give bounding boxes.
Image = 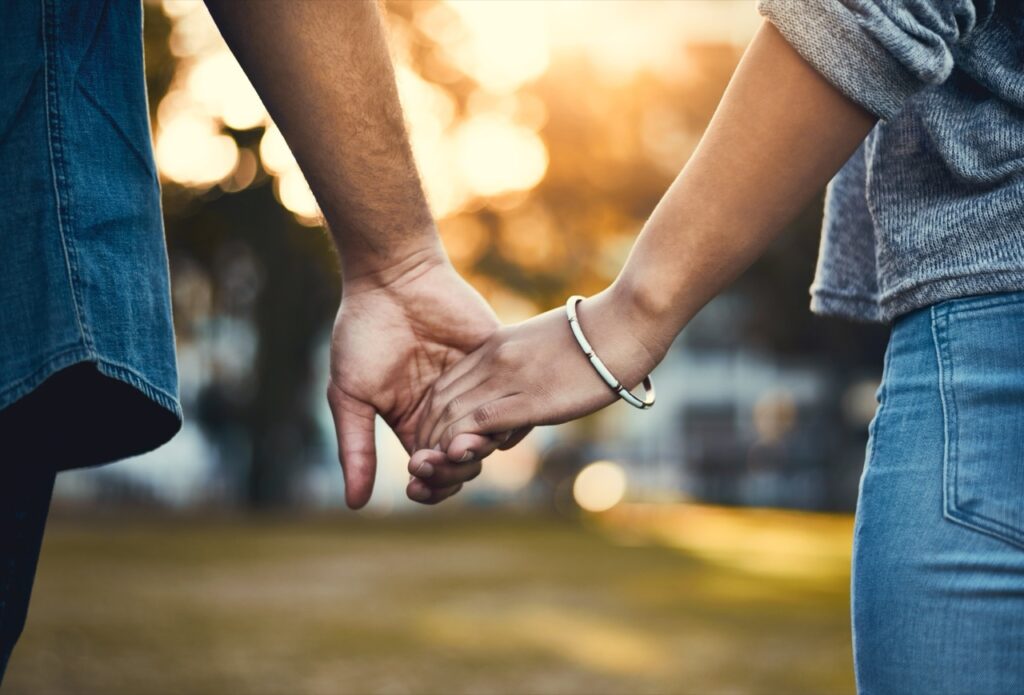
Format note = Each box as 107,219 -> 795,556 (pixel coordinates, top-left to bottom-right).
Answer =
339,237 -> 448,297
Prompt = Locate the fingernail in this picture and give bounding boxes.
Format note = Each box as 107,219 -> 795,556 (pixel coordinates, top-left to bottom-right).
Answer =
409,485 -> 430,502
415,460 -> 435,478
458,451 -> 474,463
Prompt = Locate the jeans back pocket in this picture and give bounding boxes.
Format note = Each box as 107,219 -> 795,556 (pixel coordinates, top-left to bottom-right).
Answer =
932,292 -> 1024,550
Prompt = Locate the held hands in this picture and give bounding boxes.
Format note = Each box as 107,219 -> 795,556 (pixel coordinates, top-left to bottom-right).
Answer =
405,287 -> 664,504
327,251 -> 521,508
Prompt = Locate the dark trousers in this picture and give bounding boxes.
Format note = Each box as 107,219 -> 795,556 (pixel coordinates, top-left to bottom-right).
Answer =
0,463 -> 55,683
0,369 -> 81,684
0,363 -> 179,684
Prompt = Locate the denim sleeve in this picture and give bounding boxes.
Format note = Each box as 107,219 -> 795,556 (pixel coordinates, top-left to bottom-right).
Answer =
757,0 -> 995,119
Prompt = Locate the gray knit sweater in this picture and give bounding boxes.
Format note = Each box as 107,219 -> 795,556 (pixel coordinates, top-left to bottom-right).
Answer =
758,0 -> 1023,323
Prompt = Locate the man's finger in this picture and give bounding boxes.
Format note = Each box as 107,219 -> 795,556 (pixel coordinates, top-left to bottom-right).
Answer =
406,478 -> 463,505
327,384 -> 378,509
408,448 -> 447,478
410,456 -> 482,488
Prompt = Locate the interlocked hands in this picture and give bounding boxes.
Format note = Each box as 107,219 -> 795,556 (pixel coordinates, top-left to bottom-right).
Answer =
328,252 -> 662,507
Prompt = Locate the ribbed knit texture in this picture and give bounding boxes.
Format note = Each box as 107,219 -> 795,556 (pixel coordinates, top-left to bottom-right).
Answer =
758,0 -> 1024,323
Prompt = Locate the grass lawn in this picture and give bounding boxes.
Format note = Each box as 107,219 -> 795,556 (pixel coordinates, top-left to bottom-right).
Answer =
5,505 -> 855,694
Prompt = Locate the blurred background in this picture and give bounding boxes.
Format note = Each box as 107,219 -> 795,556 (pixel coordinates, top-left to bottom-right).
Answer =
7,2 -> 890,693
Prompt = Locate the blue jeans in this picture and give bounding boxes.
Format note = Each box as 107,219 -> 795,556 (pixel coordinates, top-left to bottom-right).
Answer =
853,291 -> 1024,693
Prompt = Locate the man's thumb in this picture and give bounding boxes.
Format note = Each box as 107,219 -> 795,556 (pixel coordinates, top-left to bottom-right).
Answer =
327,385 -> 378,509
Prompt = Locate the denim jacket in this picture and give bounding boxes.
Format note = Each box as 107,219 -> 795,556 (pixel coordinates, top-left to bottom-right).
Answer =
0,1 -> 180,458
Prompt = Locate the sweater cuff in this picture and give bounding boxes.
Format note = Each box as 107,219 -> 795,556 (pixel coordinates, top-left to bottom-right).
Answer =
757,0 -> 922,120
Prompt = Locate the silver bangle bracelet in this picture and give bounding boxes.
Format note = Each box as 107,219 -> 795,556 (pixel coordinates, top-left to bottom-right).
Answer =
565,295 -> 655,410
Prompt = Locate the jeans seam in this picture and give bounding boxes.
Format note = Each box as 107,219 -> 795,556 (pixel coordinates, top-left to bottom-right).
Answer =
41,0 -> 93,353
0,350 -> 183,421
931,307 -> 955,525
92,358 -> 182,419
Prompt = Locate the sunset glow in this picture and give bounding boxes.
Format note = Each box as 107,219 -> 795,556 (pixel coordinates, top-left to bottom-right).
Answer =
154,0 -> 758,223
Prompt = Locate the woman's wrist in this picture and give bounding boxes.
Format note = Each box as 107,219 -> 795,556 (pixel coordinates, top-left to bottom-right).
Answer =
575,285 -> 671,391
602,274 -> 687,363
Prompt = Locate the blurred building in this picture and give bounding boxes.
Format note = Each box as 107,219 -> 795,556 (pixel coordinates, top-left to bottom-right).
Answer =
559,294 -> 879,513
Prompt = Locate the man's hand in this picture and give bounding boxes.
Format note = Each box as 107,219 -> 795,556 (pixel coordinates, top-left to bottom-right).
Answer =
204,0 -> 544,506
327,250 -> 510,508
205,2 -> 506,508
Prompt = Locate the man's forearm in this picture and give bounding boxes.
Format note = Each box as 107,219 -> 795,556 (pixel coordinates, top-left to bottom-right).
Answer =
204,0 -> 441,286
613,21 -> 877,354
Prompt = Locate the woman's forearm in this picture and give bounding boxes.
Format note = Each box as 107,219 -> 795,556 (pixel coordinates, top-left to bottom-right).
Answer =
613,21 -> 877,356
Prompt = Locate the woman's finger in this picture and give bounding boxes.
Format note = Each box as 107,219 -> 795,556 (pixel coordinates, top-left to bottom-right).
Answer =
415,365 -> 491,448
445,427 -> 530,462
436,394 -> 534,451
425,376 -> 505,449
445,432 -> 508,463
447,432 -> 504,462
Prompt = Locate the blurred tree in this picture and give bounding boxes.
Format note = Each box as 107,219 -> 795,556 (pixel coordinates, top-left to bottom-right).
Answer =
145,4 -> 338,506
165,186 -> 337,506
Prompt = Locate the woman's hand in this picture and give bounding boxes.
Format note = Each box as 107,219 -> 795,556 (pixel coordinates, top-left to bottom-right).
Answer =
412,286 -> 666,458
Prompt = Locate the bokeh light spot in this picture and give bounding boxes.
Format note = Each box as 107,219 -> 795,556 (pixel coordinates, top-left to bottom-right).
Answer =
573,461 -> 628,513
156,113 -> 238,187
455,115 -> 548,198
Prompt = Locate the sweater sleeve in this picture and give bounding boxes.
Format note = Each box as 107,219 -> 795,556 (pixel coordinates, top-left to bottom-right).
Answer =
757,0 -> 994,119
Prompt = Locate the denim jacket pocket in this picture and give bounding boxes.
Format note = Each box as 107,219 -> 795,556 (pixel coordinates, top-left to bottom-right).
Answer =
932,293 -> 1024,549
